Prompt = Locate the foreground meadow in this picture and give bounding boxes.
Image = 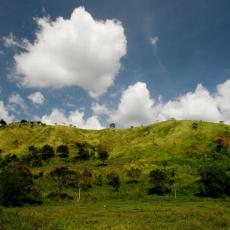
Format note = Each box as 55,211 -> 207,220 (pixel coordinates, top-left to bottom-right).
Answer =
1,197 -> 230,230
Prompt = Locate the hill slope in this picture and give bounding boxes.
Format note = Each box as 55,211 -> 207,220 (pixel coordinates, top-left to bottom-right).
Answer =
0,120 -> 229,159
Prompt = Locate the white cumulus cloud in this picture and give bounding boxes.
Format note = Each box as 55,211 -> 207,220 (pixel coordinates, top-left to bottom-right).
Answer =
27,91 -> 44,105
0,101 -> 14,122
41,108 -> 104,130
91,102 -> 110,115
8,93 -> 27,112
109,80 -> 230,127
160,84 -> 221,122
110,82 -> 157,126
12,7 -> 127,97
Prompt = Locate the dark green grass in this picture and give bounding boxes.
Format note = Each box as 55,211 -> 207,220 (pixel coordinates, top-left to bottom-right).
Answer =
1,197 -> 230,230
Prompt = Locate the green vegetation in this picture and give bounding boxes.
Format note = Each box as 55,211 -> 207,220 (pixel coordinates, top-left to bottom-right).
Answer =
0,120 -> 230,229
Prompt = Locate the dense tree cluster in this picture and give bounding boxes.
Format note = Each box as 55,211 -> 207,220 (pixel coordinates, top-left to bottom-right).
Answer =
199,164 -> 230,198
0,163 -> 41,207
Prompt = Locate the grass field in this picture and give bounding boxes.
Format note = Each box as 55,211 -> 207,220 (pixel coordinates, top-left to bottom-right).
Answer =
1,197 -> 230,230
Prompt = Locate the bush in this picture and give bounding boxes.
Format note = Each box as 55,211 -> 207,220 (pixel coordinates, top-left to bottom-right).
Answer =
0,163 -> 41,206
76,142 -> 91,160
21,146 -> 43,167
81,169 -> 93,191
107,172 -> 120,191
0,119 -> 7,127
41,145 -> 54,160
50,167 -> 81,191
47,192 -> 73,200
57,145 -> 69,158
148,168 -> 175,195
199,164 -> 230,198
98,146 -> 109,165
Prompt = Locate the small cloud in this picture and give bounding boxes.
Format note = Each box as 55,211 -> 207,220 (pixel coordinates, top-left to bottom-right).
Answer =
2,32 -> 28,49
27,91 -> 45,105
8,93 -> 27,113
150,36 -> 159,46
91,102 -> 110,115
0,101 -> 14,122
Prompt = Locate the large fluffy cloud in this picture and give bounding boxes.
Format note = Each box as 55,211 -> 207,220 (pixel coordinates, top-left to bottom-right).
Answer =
13,7 -> 127,97
110,82 -> 157,126
160,84 -> 221,122
110,80 -> 230,127
0,101 -> 14,122
41,108 -> 104,130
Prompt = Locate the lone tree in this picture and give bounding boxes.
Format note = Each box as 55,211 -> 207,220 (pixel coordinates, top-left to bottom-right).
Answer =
148,168 -> 175,195
0,119 -> 6,127
76,142 -> 91,160
81,169 -> 93,191
57,145 -> 69,158
192,122 -> 198,130
98,146 -> 109,165
199,164 -> 230,198
107,172 -> 120,192
41,144 -> 55,160
109,123 -> 116,129
0,163 -> 40,207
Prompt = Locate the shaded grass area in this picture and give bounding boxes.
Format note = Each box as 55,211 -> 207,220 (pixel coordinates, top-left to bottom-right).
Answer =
1,197 -> 230,230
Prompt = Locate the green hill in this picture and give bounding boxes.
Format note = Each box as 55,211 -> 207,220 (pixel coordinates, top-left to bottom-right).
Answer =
1,120 -> 230,229
1,120 -> 229,158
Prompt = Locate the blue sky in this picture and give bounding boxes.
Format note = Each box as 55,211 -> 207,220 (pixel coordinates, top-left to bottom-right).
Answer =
0,0 -> 230,128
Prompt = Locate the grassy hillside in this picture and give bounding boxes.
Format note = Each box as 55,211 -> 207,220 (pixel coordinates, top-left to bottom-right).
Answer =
0,120 -> 230,229
1,120 -> 229,157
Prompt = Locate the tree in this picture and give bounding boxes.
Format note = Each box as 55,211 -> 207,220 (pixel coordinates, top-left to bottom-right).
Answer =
148,168 -> 175,195
199,164 -> 230,198
76,143 -> 91,160
109,123 -> 116,128
21,146 -> 42,167
0,119 -> 6,127
107,172 -> 120,191
126,167 -> 141,183
41,144 -> 54,160
57,145 -> 69,158
0,163 -> 40,206
50,167 -> 80,193
98,147 -> 109,165
81,169 -> 93,191
192,122 -> 198,130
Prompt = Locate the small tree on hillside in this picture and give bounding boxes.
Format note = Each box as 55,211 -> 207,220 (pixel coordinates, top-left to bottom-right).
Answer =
0,163 -> 40,206
199,164 -> 230,198
148,168 -> 175,195
57,145 -> 69,158
98,146 -> 109,165
107,172 -> 120,192
41,144 -> 54,160
0,119 -> 6,127
109,123 -> 116,129
76,143 -> 91,160
81,169 -> 93,191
